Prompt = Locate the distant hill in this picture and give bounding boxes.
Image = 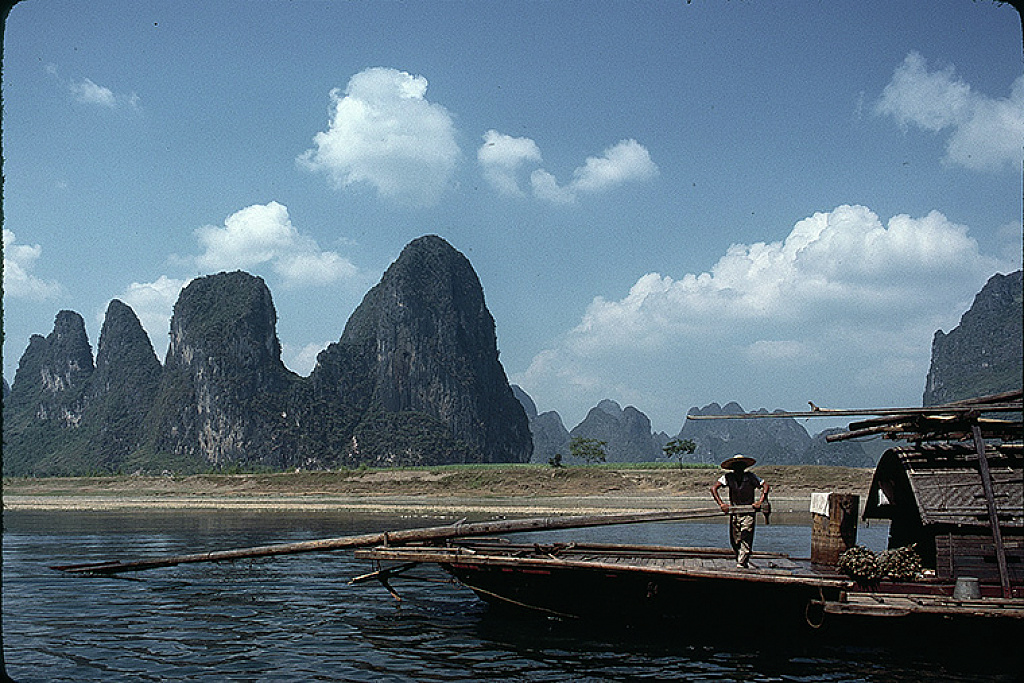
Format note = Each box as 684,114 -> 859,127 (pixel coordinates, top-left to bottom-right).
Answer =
511,389 -> 871,467
3,236 -> 531,476
512,271 -> 1019,468
512,384 -> 571,465
675,402 -> 812,465
569,399 -> 666,464
512,391 -> 666,465
923,270 -> 1023,406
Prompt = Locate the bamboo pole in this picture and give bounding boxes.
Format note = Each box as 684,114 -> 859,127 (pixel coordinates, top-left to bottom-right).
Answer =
687,398 -> 1022,421
51,506 -> 740,576
971,422 -> 1012,599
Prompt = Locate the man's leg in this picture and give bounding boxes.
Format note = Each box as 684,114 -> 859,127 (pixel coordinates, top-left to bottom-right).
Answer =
736,514 -> 756,567
729,515 -> 742,559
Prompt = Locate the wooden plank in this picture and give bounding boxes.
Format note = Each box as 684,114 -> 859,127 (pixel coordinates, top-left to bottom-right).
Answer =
355,546 -> 853,589
936,534 -> 1024,584
825,594 -> 1024,619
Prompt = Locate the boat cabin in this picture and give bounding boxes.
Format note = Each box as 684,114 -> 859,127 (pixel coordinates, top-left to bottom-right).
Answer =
863,441 -> 1023,585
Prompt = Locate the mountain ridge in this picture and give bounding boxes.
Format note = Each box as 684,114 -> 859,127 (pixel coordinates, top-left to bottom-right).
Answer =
5,256 -> 1017,474
4,236 -> 531,475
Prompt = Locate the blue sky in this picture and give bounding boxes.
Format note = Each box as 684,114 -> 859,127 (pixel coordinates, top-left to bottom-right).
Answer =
3,0 -> 1022,435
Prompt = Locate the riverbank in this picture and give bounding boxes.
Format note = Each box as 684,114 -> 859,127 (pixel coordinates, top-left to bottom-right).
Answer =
3,465 -> 873,518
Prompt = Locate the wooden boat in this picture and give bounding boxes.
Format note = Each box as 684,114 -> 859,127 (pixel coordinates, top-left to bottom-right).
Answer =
355,538 -> 1023,635
356,540 -> 850,623
353,392 -> 1024,643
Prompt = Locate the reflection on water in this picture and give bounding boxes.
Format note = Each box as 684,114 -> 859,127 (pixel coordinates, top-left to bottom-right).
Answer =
3,510 -> 1019,682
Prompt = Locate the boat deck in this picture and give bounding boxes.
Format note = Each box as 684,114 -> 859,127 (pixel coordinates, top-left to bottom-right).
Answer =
355,539 -> 1024,624
359,539 -> 851,587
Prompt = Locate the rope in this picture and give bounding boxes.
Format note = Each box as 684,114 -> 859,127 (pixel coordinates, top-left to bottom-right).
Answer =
456,578 -> 579,620
804,587 -> 827,629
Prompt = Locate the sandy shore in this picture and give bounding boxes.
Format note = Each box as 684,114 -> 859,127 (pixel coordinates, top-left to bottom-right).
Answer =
3,465 -> 873,521
2,492 -> 813,514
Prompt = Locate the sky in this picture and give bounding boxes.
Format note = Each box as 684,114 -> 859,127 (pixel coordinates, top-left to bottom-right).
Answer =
2,0 -> 1022,436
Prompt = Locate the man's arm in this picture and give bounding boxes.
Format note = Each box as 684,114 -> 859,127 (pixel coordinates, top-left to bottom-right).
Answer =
753,480 -> 770,510
710,480 -> 729,512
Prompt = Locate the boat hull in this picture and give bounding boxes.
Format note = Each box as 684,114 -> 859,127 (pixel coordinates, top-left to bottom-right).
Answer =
356,540 -> 1024,646
444,557 -> 823,626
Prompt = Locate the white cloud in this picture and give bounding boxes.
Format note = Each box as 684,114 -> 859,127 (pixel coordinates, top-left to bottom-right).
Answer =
115,275 -> 188,359
2,229 -> 61,300
68,77 -> 140,111
745,339 -> 818,364
478,130 -> 543,196
571,139 -> 659,192
516,204 -> 1012,430
478,133 -> 658,203
876,52 -> 1024,171
530,139 -> 658,203
530,169 -> 577,204
70,78 -> 117,107
299,67 -> 460,207
282,340 -> 331,376
195,201 -> 357,287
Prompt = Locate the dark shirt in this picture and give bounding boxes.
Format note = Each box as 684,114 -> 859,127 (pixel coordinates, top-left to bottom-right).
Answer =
717,470 -> 764,505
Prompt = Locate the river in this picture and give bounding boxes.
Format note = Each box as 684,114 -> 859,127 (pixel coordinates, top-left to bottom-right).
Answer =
2,509 -> 1019,681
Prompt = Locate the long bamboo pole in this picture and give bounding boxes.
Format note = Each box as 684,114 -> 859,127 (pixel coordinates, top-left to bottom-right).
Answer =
687,402 -> 1022,420
51,506 -> 742,576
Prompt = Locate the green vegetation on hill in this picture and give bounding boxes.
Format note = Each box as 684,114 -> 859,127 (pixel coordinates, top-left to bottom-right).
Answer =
923,270 -> 1023,405
4,238 -> 531,476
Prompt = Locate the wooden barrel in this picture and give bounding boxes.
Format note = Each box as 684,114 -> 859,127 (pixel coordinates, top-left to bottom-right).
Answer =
811,493 -> 860,566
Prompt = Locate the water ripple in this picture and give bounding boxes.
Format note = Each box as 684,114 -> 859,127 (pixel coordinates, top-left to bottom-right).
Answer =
4,510 -> 1021,682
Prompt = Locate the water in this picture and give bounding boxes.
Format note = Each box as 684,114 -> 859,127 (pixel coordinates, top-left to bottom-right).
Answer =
3,510 -> 1020,682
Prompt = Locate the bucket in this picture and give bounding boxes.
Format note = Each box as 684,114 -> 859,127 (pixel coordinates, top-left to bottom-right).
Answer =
953,577 -> 981,600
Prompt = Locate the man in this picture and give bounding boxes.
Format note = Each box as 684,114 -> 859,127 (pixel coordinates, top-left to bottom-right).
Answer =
710,455 -> 769,568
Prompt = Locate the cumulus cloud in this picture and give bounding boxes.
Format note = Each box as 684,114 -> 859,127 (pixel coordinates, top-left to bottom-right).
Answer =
571,139 -> 659,192
478,130 -> 543,196
2,229 -> 61,300
115,275 -> 188,358
195,201 -> 357,287
478,134 -> 658,203
299,67 -> 460,206
876,52 -> 1024,171
530,169 -> 577,204
531,139 -> 658,203
515,205 -> 1011,429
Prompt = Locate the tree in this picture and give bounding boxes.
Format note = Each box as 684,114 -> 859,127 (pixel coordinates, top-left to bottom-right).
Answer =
570,436 -> 607,465
662,438 -> 696,468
